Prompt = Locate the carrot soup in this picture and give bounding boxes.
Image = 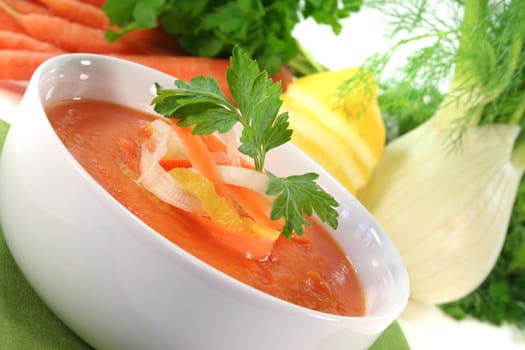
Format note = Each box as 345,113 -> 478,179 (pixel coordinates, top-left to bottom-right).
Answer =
46,98 -> 366,317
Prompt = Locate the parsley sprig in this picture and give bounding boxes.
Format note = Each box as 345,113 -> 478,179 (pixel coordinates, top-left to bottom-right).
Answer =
152,47 -> 339,237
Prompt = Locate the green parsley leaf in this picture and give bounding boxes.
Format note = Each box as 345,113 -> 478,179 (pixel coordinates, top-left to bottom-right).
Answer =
151,46 -> 339,237
227,46 -> 292,170
266,173 -> 339,238
153,47 -> 292,171
153,78 -> 237,134
152,77 -> 236,134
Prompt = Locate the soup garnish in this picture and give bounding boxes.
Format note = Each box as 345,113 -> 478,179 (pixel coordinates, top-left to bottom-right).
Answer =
141,47 -> 339,259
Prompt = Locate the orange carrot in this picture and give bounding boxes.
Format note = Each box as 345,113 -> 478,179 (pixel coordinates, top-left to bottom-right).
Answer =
0,1 -> 138,54
0,8 -> 24,32
0,51 -> 230,82
209,150 -> 231,165
0,30 -> 64,52
35,0 -> 110,29
170,124 -> 231,200
200,134 -> 228,153
200,134 -> 255,169
159,158 -> 193,170
115,54 -> 232,97
77,0 -> 105,8
116,55 -> 292,97
159,151 -> 231,171
0,79 -> 27,95
5,0 -> 50,14
0,50 -> 54,80
0,49 -> 289,98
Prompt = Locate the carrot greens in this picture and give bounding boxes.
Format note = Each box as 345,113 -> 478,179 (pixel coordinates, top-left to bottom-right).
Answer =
102,0 -> 362,75
152,46 -> 339,238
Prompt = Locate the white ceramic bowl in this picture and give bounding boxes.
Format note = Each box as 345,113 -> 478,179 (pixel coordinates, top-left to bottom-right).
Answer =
0,54 -> 409,350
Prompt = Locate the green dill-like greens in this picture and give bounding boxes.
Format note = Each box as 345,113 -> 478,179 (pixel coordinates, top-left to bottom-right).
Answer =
152,46 -> 339,238
350,0 -> 525,147
102,0 -> 362,75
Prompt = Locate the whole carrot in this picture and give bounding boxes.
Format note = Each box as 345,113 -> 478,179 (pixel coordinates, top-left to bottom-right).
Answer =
0,51 -> 230,82
77,0 -> 105,8
5,0 -> 50,14
0,1 -> 138,54
0,7 -> 24,32
0,50 -> 289,99
0,30 -> 64,52
35,0 -> 109,29
116,55 -> 293,97
0,50 -> 54,80
115,54 -> 232,95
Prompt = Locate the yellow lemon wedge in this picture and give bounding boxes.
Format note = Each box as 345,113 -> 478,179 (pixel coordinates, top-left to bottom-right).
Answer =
280,67 -> 386,194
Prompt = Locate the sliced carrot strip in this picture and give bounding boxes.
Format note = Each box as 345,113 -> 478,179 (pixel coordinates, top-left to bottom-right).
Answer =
159,158 -> 193,170
159,151 -> 230,171
170,123 -> 230,199
200,134 -> 227,153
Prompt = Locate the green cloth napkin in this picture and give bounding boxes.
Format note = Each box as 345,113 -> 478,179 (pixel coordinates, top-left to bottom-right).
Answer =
0,119 -> 409,349
370,321 -> 411,350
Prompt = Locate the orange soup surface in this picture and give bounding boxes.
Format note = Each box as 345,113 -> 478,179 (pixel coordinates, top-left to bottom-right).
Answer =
47,99 -> 366,317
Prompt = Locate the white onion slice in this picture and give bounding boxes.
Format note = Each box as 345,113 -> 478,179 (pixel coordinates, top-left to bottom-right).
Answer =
149,119 -> 187,159
218,128 -> 241,167
217,165 -> 268,194
138,147 -> 205,214
138,119 -> 204,214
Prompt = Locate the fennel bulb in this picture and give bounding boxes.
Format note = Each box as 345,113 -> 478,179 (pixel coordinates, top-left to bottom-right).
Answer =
358,95 -> 525,303
355,0 -> 525,304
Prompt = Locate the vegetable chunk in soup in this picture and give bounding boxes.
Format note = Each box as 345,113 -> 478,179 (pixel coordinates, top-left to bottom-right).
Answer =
46,99 -> 366,317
